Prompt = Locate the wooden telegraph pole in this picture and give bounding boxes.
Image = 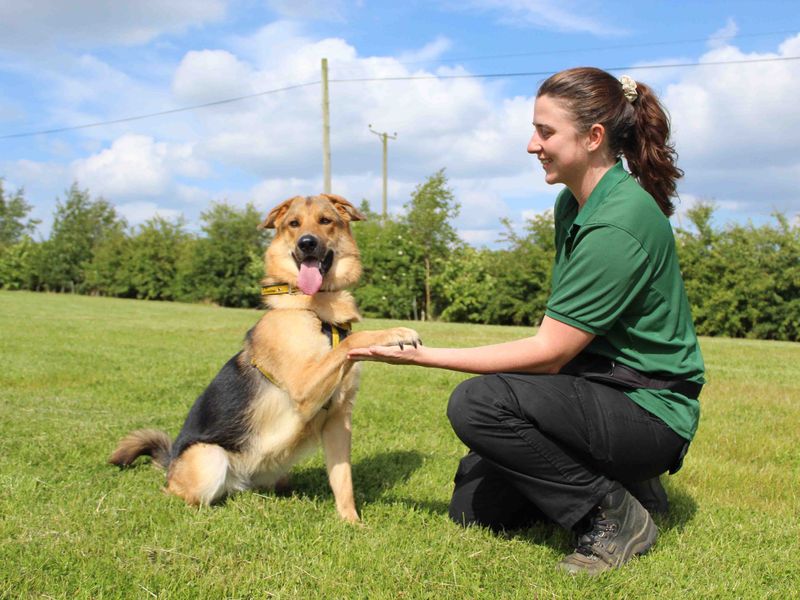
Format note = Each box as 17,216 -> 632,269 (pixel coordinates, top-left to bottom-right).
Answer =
368,124 -> 397,219
321,58 -> 331,193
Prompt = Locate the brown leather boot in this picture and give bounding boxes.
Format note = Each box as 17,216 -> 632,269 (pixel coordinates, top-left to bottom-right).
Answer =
558,486 -> 658,576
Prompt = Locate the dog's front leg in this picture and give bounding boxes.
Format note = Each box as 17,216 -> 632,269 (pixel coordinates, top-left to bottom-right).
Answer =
321,405 -> 358,523
286,328 -> 419,420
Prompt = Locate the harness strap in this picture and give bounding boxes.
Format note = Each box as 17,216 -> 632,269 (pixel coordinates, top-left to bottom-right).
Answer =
250,321 -> 353,399
561,353 -> 703,400
250,358 -> 279,386
321,321 -> 352,348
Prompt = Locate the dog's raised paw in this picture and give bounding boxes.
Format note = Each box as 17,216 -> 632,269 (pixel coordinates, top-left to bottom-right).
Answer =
382,327 -> 422,349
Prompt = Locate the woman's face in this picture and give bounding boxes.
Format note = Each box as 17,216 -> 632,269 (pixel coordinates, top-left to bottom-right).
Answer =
527,94 -> 591,190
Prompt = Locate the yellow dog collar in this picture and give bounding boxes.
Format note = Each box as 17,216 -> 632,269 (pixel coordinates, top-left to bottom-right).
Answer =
261,283 -> 303,296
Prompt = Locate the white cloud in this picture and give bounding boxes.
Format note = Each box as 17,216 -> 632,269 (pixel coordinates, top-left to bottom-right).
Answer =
708,18 -> 739,49
0,0 -> 227,52
452,0 -> 626,36
71,134 -> 210,200
397,36 -> 453,64
172,50 -> 254,104
162,27 -> 536,189
116,202 -> 183,227
450,182 -> 508,228
72,135 -> 170,197
460,228 -> 503,246
265,0 -> 349,22
8,15 -> 799,246
175,184 -> 216,205
520,208 -> 550,222
666,33 -> 800,215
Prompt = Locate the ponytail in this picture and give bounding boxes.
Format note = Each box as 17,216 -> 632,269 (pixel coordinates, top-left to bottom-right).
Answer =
537,67 -> 683,217
622,81 -> 683,217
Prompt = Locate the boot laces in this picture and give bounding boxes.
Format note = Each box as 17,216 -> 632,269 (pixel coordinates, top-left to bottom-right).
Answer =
576,513 -> 618,557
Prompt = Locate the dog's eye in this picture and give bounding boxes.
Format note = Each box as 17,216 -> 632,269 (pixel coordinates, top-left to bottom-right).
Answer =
319,217 -> 332,225
288,219 -> 300,228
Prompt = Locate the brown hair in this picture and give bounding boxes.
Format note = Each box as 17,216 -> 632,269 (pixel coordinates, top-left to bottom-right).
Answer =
537,67 -> 682,217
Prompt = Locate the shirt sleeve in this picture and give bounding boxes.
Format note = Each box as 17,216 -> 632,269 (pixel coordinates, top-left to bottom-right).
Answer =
545,225 -> 651,335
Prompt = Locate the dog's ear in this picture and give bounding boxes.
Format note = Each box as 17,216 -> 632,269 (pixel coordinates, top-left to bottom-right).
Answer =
323,193 -> 367,223
259,197 -> 301,229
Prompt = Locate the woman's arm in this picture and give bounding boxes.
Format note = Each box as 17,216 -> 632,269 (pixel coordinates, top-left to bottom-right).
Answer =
347,316 -> 595,375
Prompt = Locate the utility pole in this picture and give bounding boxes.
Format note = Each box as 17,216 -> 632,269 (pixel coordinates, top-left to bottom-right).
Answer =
368,124 -> 397,219
321,58 -> 331,193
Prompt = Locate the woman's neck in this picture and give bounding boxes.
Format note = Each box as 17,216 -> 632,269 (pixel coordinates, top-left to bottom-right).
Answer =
571,160 -> 616,208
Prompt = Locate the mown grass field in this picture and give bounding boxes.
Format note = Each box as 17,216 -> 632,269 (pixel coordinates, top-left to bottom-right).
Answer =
1,291 -> 798,599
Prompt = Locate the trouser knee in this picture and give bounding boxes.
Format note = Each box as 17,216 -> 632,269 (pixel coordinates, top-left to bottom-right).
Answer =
447,377 -> 478,444
447,375 -> 509,448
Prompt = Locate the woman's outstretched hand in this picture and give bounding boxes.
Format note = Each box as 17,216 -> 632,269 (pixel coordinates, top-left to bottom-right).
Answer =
348,342 -> 424,365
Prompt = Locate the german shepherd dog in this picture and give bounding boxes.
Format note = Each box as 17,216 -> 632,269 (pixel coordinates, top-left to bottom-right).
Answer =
110,194 -> 420,522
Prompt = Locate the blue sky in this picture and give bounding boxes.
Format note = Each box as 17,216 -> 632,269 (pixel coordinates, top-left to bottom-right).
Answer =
1,0 -> 799,245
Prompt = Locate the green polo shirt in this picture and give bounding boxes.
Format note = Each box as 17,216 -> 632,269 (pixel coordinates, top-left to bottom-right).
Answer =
545,161 -> 704,440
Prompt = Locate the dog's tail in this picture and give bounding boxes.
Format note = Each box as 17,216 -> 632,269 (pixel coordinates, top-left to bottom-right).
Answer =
109,429 -> 172,469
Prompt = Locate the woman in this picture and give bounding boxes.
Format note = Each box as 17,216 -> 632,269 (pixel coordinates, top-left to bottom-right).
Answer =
348,67 -> 704,576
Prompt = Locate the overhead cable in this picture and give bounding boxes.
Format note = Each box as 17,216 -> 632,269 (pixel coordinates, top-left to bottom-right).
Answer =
2,55 -> 798,140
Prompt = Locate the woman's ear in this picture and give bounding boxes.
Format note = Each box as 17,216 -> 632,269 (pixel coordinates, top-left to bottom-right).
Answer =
586,123 -> 606,153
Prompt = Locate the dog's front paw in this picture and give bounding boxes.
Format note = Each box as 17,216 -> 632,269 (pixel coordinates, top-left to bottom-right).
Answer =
379,327 -> 422,350
338,506 -> 361,524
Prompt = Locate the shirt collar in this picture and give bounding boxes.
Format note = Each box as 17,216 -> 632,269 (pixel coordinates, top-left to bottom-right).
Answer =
572,160 -> 629,228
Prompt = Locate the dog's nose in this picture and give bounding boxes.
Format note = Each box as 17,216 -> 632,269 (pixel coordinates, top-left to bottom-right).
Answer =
297,235 -> 318,254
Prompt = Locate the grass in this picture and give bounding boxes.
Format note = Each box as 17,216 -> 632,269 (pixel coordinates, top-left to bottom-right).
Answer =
1,290 -> 798,599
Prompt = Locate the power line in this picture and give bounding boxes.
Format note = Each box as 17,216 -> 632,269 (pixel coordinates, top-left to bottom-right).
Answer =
2,55 -> 798,140
0,81 -> 319,140
331,56 -> 800,83
390,29 -> 800,66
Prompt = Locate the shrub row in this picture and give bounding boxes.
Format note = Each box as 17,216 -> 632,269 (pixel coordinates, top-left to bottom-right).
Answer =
1,179 -> 798,341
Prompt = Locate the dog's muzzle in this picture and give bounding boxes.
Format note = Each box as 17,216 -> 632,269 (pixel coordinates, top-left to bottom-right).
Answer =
293,235 -> 334,276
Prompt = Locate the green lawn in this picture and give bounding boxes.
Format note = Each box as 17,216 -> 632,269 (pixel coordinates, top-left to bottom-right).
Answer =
1,291 -> 798,599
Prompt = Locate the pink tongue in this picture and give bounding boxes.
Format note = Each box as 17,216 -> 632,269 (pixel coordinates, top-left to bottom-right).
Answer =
297,258 -> 323,295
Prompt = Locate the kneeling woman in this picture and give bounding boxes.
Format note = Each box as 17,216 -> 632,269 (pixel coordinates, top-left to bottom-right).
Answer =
349,66 -> 704,576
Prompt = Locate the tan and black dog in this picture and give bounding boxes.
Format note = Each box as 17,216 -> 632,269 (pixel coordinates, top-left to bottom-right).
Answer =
109,193 -> 420,522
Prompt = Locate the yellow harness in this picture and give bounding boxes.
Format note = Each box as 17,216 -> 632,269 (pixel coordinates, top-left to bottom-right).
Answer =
251,283 -> 352,389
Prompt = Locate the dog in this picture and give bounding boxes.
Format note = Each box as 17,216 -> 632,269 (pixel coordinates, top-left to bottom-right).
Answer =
109,193 -> 420,522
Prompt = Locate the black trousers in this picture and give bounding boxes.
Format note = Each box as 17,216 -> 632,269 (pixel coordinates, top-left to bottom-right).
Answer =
446,373 -> 687,531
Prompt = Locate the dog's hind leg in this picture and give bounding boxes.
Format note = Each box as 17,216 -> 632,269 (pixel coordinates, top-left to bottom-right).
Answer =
321,407 -> 359,523
165,443 -> 230,506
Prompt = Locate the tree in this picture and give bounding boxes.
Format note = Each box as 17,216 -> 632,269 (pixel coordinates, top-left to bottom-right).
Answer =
402,169 -> 460,320
83,228 -> 133,297
0,237 -> 43,290
36,184 -> 125,292
0,180 -> 40,249
0,181 -> 42,290
179,202 -> 270,307
127,216 -> 190,300
484,212 -> 555,326
352,202 -> 424,319
438,245 -> 497,323
676,203 -> 800,341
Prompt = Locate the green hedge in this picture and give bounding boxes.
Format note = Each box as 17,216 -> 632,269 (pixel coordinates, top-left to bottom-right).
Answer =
1,180 -> 798,341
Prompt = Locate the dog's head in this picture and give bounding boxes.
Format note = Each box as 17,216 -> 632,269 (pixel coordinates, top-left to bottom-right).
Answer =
260,193 -> 366,295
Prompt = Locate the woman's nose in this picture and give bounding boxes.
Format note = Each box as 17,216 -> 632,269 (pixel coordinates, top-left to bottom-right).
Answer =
527,133 -> 541,154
